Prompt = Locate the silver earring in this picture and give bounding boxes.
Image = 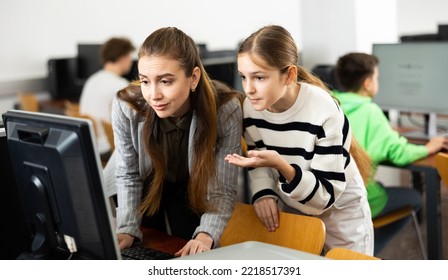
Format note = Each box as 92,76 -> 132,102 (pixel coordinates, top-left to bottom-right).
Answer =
191,88 -> 196,92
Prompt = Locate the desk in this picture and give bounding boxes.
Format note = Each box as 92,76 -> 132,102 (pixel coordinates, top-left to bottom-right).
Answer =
380,150 -> 443,259
140,229 -> 326,260
38,99 -> 66,115
141,227 -> 187,255
180,241 -> 326,260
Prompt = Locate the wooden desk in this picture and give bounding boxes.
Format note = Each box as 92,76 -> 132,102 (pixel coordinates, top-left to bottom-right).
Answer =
380,139 -> 443,259
38,99 -> 66,115
140,227 -> 187,255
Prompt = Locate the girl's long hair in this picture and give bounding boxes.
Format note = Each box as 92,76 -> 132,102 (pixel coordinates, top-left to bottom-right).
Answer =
117,27 -> 242,216
238,25 -> 372,185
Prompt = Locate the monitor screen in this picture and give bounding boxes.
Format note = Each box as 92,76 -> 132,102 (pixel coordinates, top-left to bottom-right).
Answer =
372,43 -> 448,114
77,44 -> 103,80
47,58 -> 84,101
2,111 -> 120,260
202,50 -> 238,90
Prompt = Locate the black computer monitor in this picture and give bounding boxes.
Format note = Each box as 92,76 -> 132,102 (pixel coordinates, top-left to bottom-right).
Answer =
2,110 -> 120,260
122,59 -> 139,82
47,58 -> 84,101
77,44 -> 103,80
202,50 -> 238,90
0,122 -> 31,259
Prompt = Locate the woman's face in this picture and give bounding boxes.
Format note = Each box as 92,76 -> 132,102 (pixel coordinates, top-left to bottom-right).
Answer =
237,53 -> 289,112
139,55 -> 200,118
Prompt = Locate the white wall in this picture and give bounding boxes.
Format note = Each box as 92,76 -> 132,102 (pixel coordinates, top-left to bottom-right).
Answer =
300,0 -> 397,69
354,0 -> 398,53
300,0 -> 357,69
0,0 -> 301,83
2,0 -> 448,93
397,0 -> 448,36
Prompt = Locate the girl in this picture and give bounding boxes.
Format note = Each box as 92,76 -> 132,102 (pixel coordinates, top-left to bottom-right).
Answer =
226,25 -> 374,254
113,27 -> 242,256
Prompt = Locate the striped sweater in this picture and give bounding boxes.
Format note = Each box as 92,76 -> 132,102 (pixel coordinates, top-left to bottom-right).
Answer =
244,82 -> 360,215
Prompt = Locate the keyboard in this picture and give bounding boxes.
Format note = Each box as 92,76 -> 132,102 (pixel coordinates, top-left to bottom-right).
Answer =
121,246 -> 175,260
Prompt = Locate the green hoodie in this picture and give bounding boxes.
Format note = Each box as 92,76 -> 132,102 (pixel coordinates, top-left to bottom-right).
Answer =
333,92 -> 428,218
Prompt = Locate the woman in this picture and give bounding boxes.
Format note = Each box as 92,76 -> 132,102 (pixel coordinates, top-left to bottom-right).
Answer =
113,27 -> 242,256
226,25 -> 374,254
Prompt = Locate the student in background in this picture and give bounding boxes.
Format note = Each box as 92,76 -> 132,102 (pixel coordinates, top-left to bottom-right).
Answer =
113,27 -> 242,256
225,25 -> 374,255
334,52 -> 448,253
79,37 -> 135,160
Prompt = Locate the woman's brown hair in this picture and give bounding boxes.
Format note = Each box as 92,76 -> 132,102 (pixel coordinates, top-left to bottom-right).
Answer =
238,25 -> 372,185
117,27 -> 241,216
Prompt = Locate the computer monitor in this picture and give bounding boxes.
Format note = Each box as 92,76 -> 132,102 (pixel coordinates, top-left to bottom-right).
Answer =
2,110 -> 120,260
47,58 -> 84,101
122,59 -> 139,82
201,50 -> 239,90
372,43 -> 448,114
77,44 -> 103,80
0,122 -> 31,259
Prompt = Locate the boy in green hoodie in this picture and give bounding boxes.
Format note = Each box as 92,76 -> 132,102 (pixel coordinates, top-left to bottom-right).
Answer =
334,52 -> 448,253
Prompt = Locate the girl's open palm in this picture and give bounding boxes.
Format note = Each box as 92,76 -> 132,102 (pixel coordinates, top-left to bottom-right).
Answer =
225,150 -> 281,168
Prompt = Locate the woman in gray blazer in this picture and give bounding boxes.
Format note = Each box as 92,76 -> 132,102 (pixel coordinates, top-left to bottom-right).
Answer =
112,27 -> 242,256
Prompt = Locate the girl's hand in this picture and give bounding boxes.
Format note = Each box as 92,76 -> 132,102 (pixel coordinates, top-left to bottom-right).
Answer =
225,150 -> 282,168
175,232 -> 213,257
225,150 -> 296,182
253,197 -> 279,232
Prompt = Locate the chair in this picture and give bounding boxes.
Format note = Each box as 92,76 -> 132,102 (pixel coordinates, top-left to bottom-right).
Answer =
435,152 -> 448,189
372,206 -> 426,259
220,202 -> 326,255
18,92 -> 39,112
102,120 -> 115,152
62,100 -> 98,135
326,248 -> 380,260
63,100 -> 80,117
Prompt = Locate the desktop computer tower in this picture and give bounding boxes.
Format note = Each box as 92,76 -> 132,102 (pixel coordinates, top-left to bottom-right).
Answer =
0,121 -> 31,259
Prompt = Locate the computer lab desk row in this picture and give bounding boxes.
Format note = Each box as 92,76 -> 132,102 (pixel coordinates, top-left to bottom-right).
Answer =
145,150 -> 445,260
379,137 -> 444,260
140,227 -> 325,260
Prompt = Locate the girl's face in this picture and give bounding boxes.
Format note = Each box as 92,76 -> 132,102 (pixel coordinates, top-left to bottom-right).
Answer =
237,53 -> 290,112
139,55 -> 200,118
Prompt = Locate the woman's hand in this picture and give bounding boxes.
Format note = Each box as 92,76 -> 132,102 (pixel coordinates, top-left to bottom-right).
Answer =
253,197 -> 280,232
117,233 -> 134,250
175,232 -> 213,257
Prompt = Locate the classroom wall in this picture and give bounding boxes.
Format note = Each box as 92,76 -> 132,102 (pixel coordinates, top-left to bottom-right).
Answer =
0,0 -> 301,86
397,0 -> 448,36
300,0 -> 397,69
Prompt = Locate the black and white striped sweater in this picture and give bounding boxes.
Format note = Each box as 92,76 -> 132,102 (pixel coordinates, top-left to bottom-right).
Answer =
244,82 -> 361,215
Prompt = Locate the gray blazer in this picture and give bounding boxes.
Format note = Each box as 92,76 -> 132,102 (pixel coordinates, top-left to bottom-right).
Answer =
111,96 -> 242,246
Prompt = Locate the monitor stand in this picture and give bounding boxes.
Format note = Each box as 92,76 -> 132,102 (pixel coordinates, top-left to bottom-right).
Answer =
16,174 -> 70,260
401,112 -> 437,140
